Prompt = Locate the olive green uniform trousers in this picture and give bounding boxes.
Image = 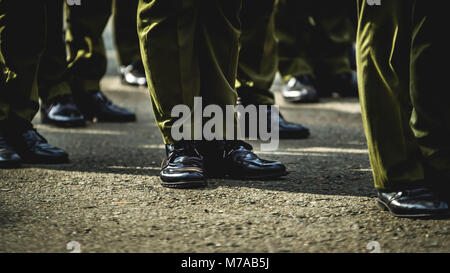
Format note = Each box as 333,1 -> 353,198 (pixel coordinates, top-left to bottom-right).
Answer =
276,0 -> 356,81
357,1 -> 450,191
137,0 -> 241,144
236,0 -> 277,106
0,0 -> 47,122
38,1 -> 71,102
65,0 -> 140,93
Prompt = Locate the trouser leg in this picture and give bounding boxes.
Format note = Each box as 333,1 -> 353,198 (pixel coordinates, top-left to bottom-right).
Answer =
357,0 -> 425,190
409,2 -> 450,186
113,0 -> 140,67
237,0 -> 276,106
275,0 -> 313,80
310,1 -> 355,77
65,0 -> 111,93
0,0 -> 47,122
137,0 -> 241,144
276,0 -> 354,80
38,1 -> 71,102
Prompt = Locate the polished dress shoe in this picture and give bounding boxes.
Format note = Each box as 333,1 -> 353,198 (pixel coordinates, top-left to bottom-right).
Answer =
199,140 -> 287,179
41,95 -> 85,128
160,141 -> 207,188
278,112 -> 310,139
0,133 -> 22,168
377,187 -> 449,218
120,60 -> 147,86
4,121 -> 69,164
282,75 -> 319,103
242,106 -> 310,139
74,91 -> 136,123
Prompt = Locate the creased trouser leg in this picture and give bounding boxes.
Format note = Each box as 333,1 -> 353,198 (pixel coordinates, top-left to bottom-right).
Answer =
357,0 -> 434,190
38,1 -> 71,102
237,0 -> 276,106
276,0 -> 354,80
138,0 -> 241,144
113,0 -> 141,67
65,0 -> 111,93
0,0 -> 46,122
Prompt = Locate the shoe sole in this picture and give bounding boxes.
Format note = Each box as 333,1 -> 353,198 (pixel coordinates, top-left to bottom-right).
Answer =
160,179 -> 208,189
376,198 -> 449,219
222,171 -> 289,180
0,160 -> 22,169
41,116 -> 86,128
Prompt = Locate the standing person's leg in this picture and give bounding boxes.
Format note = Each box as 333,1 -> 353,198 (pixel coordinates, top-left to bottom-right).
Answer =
65,0 -> 111,94
277,0 -> 357,102
65,0 -> 136,122
237,0 -> 309,139
138,0 -> 287,188
0,0 -> 68,167
356,0 -> 448,217
311,1 -> 357,97
409,2 -> 450,197
39,0 -> 71,103
276,0 -> 318,103
113,0 -> 146,86
38,0 -> 85,128
138,0 -> 240,145
237,0 -> 277,107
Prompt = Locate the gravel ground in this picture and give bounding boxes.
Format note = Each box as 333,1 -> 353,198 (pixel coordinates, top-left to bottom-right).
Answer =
1,25 -> 449,253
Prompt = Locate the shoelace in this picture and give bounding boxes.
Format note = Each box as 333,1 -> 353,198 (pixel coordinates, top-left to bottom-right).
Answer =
22,128 -> 48,148
225,140 -> 253,153
93,91 -> 113,106
169,141 -> 203,161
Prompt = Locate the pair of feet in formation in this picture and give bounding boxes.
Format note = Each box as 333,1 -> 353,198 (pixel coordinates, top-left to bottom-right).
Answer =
41,90 -> 136,128
0,119 -> 69,168
282,72 -> 358,103
1,85 -> 137,167
42,60 -> 144,128
160,140 -> 288,189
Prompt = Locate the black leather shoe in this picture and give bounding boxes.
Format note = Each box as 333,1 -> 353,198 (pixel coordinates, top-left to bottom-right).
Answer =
242,106 -> 310,139
74,91 -> 136,123
278,113 -> 310,139
199,140 -> 288,179
377,187 -> 450,218
160,141 -> 207,189
120,60 -> 147,86
4,121 -> 69,164
0,132 -> 22,168
41,95 -> 85,128
282,75 -> 319,103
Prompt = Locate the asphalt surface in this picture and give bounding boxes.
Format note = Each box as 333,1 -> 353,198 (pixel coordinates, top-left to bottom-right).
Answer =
1,26 -> 449,253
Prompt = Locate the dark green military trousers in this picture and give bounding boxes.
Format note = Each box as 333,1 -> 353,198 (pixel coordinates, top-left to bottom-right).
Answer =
38,0 -> 71,102
137,0 -> 241,144
236,0 -> 277,106
65,0 -> 140,93
357,0 -> 450,191
276,0 -> 356,81
0,0 -> 47,122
